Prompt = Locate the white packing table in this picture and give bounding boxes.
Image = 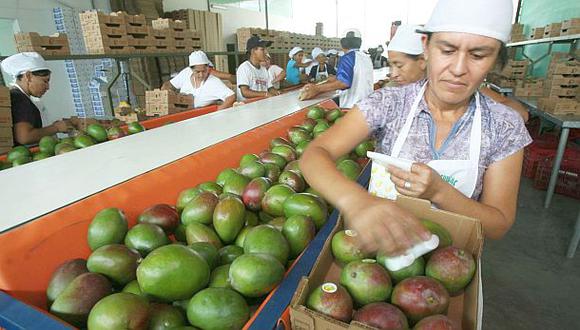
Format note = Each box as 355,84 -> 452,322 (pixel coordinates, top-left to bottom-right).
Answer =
0,90 -> 336,232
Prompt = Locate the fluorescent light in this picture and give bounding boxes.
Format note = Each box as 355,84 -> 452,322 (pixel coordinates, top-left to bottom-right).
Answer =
210,4 -> 228,10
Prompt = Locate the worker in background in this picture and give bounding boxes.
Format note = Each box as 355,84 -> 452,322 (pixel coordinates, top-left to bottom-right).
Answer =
300,29 -> 373,109
308,48 -> 336,83
261,53 -> 286,90
236,35 -> 280,101
388,25 -> 529,122
0,52 -> 71,146
162,51 -> 235,110
387,25 -> 427,86
286,47 -> 312,86
303,55 -> 315,77
326,49 -> 339,72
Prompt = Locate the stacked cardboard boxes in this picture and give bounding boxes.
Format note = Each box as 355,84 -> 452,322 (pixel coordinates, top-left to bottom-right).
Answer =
14,32 -> 70,56
79,11 -> 203,55
530,26 -> 545,40
80,11 -> 129,54
0,87 -> 13,154
165,9 -> 228,71
145,89 -> 193,116
514,79 -> 545,97
500,59 -> 530,79
236,27 -> 341,53
509,23 -> 526,43
537,56 -> 580,115
561,18 -> 580,36
544,23 -> 562,38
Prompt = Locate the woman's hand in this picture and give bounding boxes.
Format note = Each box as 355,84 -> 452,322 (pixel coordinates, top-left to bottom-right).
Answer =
342,194 -> 431,255
389,163 -> 445,200
299,84 -> 319,100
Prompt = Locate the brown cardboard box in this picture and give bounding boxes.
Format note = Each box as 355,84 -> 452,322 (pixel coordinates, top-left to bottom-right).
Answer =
0,87 -> 10,108
561,18 -> 580,35
290,196 -> 483,330
530,27 -> 545,39
544,23 -> 562,38
0,107 -> 12,127
0,126 -> 14,149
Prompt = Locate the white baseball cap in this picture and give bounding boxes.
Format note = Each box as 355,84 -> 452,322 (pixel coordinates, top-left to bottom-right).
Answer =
188,50 -> 211,66
1,52 -> 49,78
327,49 -> 338,55
388,25 -> 424,55
289,46 -> 304,58
417,0 -> 513,43
311,47 -> 326,60
338,51 -> 345,57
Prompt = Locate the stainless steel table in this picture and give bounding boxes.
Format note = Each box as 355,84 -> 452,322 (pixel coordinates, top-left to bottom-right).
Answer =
517,97 -> 580,208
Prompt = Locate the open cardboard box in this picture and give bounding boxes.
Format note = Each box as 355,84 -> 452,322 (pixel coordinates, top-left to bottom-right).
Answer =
290,196 -> 484,330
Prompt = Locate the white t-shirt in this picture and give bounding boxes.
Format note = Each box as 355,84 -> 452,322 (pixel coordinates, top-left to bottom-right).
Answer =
170,67 -> 234,108
267,65 -> 284,90
236,60 -> 272,101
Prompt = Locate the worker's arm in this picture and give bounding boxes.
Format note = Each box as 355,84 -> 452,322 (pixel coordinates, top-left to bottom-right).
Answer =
272,70 -> 286,83
300,106 -> 430,254
239,85 -> 271,99
161,81 -> 179,93
299,80 -> 349,100
389,150 -> 524,239
218,94 -> 236,110
13,121 -> 69,145
480,87 -> 529,122
268,87 -> 281,96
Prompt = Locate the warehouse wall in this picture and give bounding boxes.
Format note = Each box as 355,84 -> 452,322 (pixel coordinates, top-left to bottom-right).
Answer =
0,0 -> 110,124
517,0 -> 579,76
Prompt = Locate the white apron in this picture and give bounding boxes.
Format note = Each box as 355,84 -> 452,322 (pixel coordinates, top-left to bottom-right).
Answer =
315,64 -> 329,82
338,50 -> 373,109
381,82 -> 482,200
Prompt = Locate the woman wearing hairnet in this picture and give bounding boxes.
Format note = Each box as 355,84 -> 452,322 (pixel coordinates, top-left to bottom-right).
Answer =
300,0 -> 532,255
1,52 -> 71,145
387,25 -> 529,121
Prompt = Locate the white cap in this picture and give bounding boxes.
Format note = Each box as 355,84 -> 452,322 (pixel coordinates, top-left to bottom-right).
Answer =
311,47 -> 325,60
289,46 -> 303,58
188,50 -> 210,66
338,51 -> 345,57
342,28 -> 362,39
418,0 -> 513,43
327,49 -> 338,55
387,25 -> 424,55
302,56 -> 313,64
0,52 -> 49,78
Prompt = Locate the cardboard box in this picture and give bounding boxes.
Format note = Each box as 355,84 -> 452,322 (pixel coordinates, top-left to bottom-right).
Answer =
0,107 -> 12,127
530,27 -> 545,39
0,126 -> 14,148
290,196 -> 483,330
544,23 -> 562,38
561,18 -> 580,35
0,87 -> 10,108
538,97 -> 580,115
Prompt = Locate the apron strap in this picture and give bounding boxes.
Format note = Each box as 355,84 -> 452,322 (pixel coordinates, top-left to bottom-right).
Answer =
390,81 -> 428,157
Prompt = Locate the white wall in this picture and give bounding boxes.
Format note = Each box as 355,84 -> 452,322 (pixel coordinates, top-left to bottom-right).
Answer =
0,0 -> 110,124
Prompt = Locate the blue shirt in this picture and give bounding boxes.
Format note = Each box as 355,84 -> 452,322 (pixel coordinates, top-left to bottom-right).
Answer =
285,59 -> 301,85
336,49 -> 356,88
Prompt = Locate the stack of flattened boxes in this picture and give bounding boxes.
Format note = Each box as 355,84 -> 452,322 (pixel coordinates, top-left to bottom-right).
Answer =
145,89 -> 193,116
0,87 -> 13,154
80,11 -> 128,54
514,79 -> 545,97
14,32 -> 71,56
500,59 -> 529,80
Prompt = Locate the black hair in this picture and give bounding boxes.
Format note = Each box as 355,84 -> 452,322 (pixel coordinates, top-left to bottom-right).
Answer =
16,69 -> 51,80
340,37 -> 362,50
425,32 -> 508,69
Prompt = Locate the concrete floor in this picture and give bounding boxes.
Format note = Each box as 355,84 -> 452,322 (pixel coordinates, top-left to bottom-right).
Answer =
482,178 -> 580,329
